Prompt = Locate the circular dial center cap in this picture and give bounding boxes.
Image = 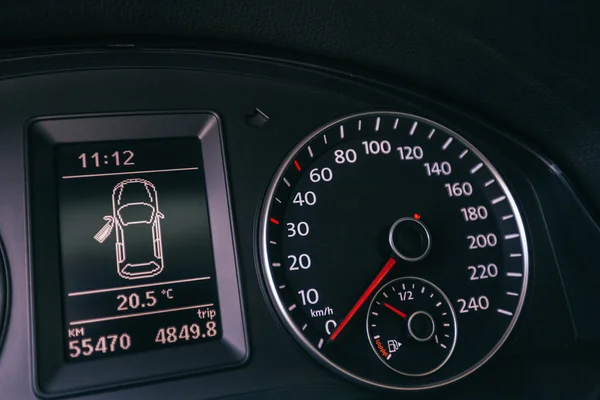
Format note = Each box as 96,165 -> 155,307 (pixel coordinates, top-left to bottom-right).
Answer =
408,311 -> 435,342
389,217 -> 431,261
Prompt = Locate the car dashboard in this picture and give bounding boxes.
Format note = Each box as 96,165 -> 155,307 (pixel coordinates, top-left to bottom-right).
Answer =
1,2 -> 600,399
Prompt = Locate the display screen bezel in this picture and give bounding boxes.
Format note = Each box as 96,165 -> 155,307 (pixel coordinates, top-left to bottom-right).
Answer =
27,112 -> 247,397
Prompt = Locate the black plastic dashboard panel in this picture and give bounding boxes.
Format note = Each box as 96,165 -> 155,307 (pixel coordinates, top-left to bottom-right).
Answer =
0,50 -> 597,399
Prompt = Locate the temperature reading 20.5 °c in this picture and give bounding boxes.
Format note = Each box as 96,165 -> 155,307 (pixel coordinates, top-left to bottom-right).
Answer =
116,288 -> 174,312
260,111 -> 528,390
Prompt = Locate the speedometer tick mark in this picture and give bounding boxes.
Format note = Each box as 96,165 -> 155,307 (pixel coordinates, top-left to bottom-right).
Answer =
435,335 -> 439,343
459,149 -> 469,159
509,253 -> 522,258
492,195 -> 506,204
484,179 -> 496,187
393,118 -> 399,130
283,178 -> 291,187
371,312 -> 379,316
412,284 -> 415,289
376,301 -> 381,305
442,137 -> 453,150
272,263 -> 281,267
392,286 -> 396,292
502,214 -> 514,220
323,134 -> 328,144
445,334 -> 450,338
374,335 -> 380,339
318,338 -> 324,349
507,291 -> 519,297
504,233 -> 520,240
421,287 -> 425,293
278,285 -> 285,289
294,160 -> 301,171
430,293 -> 434,298
497,309 -> 513,316
275,197 -> 282,203
442,312 -> 447,316
288,304 -> 297,311
507,272 -> 523,277
386,354 -> 392,360
307,146 -> 314,158
270,218 -> 280,225
269,241 -> 277,245
440,343 -> 447,349
443,323 -> 450,327
302,324 -> 308,331
382,292 -> 388,298
402,283 -> 406,290
358,120 -> 362,131
409,121 -> 418,135
340,125 -> 345,139
436,302 -> 442,307
375,117 -> 381,131
470,162 -> 484,174
427,129 -> 436,139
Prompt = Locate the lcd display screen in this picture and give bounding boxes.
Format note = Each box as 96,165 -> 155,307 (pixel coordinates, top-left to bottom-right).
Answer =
56,138 -> 222,361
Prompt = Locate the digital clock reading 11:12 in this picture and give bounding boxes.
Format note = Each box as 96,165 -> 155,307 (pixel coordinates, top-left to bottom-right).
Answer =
78,151 -> 135,168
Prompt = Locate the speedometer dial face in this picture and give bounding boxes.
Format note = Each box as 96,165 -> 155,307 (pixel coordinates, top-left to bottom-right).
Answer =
259,111 -> 528,390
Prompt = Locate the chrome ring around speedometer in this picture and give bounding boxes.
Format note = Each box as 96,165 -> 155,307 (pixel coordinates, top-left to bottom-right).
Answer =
259,111 -> 528,390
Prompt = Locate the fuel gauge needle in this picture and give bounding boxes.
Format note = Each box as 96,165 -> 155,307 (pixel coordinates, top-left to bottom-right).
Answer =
383,302 -> 407,319
329,257 -> 397,341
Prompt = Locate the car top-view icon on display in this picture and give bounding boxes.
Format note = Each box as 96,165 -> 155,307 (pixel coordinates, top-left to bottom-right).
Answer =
94,178 -> 165,280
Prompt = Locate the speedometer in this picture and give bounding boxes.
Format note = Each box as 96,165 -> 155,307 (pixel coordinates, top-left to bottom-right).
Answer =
259,111 -> 528,390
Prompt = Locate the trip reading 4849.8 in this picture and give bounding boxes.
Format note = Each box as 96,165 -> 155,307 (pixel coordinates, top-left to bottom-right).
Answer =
155,322 -> 218,345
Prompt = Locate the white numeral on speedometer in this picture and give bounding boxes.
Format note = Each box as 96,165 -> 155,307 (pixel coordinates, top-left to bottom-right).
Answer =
445,182 -> 473,197
457,296 -> 490,313
363,140 -> 392,155
288,254 -> 312,270
424,161 -> 451,176
468,263 -> 498,280
298,289 -> 319,305
325,319 -> 337,335
397,145 -> 424,160
287,222 -> 310,237
467,233 -> 497,249
293,191 -> 317,206
310,168 -> 333,182
461,206 -> 488,221
334,149 -> 358,164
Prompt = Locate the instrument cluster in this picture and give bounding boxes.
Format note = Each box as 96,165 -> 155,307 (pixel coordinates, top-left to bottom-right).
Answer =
0,49 -> 594,399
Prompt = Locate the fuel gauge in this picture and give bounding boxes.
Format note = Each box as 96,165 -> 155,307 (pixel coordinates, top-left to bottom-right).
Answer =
366,277 -> 457,376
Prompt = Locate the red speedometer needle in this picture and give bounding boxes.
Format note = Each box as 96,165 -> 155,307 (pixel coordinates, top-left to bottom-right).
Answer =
329,257 -> 397,341
383,302 -> 407,319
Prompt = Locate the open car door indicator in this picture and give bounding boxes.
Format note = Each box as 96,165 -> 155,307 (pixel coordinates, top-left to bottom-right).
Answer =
94,178 -> 165,280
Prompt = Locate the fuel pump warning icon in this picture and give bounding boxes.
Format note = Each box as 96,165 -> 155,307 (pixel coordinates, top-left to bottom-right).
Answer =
94,178 -> 165,280
387,340 -> 401,353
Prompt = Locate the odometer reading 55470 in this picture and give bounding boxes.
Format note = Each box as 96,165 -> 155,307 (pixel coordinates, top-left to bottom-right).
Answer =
259,112 -> 528,390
